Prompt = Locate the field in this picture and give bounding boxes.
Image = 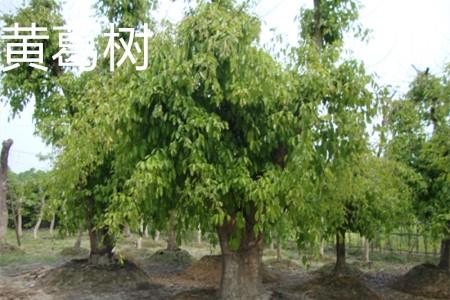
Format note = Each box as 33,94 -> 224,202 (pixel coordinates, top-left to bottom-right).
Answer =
0,229 -> 445,300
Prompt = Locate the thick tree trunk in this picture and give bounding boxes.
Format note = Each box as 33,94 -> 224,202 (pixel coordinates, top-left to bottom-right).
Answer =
166,212 -> 178,251
438,222 -> 450,271
123,224 -> 131,237
49,213 -> 56,235
217,209 -> 264,300
0,139 -> 13,244
334,229 -> 346,274
33,196 -> 45,240
86,196 -> 115,265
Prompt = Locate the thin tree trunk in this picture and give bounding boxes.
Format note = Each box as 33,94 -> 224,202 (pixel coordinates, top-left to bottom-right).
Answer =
166,212 -> 178,251
74,223 -> 83,249
276,236 -> 282,262
10,196 -> 21,247
144,225 -> 148,238
335,229 -> 346,274
17,198 -> 22,237
197,228 -> 202,245
33,196 -> 45,240
217,209 -> 263,300
364,237 -> 370,263
319,238 -> 325,257
49,213 -> 56,235
0,139 -> 13,244
154,230 -> 160,241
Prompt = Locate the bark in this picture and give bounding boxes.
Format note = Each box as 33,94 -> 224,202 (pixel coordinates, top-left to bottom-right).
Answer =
10,196 -> 21,247
438,239 -> 449,271
49,213 -> 56,235
334,229 -> 346,273
144,225 -> 148,238
313,0 -> 323,50
86,196 -> 115,264
0,139 -> 13,244
217,208 -> 263,300
364,237 -> 370,263
123,224 -> 131,237
74,223 -> 83,249
166,212 -> 178,251
438,222 -> 450,271
276,236 -> 282,262
136,237 -> 142,249
33,196 -> 45,240
197,228 -> 202,245
17,198 -> 22,237
154,230 -> 160,241
319,238 -> 325,257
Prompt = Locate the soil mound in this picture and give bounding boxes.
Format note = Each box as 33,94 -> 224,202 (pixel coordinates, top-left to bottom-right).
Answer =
176,255 -> 280,287
148,248 -> 194,267
291,274 -> 382,300
314,262 -> 364,278
38,259 -> 151,293
392,263 -> 450,299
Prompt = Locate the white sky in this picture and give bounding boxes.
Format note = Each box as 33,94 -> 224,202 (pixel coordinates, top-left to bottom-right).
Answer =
0,0 -> 449,173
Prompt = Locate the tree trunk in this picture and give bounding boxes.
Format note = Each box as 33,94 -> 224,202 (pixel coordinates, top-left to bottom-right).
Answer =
197,228 -> 202,245
74,223 -> 83,249
144,225 -> 148,238
334,229 -> 346,274
319,238 -> 325,257
276,236 -> 282,262
33,196 -> 45,240
86,196 -> 115,265
154,230 -> 160,241
217,211 -> 263,300
438,222 -> 450,271
0,139 -> 13,244
10,196 -> 21,247
17,198 -> 22,237
49,213 -> 56,235
364,237 -> 370,263
313,0 -> 323,50
166,212 -> 178,251
123,224 -> 131,237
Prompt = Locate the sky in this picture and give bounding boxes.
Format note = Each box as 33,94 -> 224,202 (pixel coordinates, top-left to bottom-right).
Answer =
0,0 -> 449,173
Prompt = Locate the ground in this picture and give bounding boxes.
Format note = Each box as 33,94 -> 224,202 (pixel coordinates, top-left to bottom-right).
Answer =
0,229 -> 447,300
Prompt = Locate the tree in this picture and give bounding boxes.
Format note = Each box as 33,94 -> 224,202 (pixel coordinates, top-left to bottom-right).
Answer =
387,66 -> 450,271
0,139 -> 13,245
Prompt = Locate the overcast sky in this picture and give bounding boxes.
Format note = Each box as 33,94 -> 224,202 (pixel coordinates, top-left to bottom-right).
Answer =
0,0 -> 449,173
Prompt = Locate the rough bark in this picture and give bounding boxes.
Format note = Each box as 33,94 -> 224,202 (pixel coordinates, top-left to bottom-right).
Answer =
33,196 -> 45,240
217,208 -> 264,300
0,139 -> 13,244
334,229 -> 346,273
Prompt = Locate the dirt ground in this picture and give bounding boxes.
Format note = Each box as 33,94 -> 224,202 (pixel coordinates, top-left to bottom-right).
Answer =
0,230 -> 448,300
